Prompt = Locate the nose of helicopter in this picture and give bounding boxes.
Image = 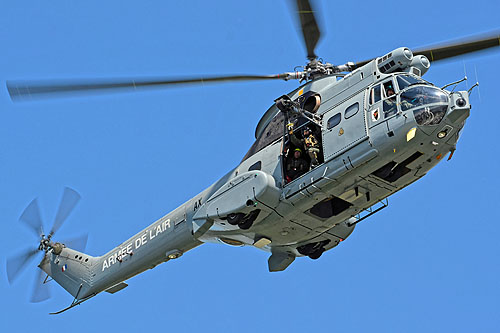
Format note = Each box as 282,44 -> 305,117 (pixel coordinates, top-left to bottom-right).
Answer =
424,90 -> 471,145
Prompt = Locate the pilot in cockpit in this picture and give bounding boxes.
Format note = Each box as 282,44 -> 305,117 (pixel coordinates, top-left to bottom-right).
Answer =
386,87 -> 395,97
383,83 -> 398,117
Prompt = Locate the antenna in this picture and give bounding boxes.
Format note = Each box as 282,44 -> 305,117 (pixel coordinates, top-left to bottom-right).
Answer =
474,65 -> 482,103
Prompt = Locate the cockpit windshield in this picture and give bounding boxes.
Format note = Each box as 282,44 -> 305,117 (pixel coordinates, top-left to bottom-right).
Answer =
400,86 -> 449,126
396,75 -> 429,91
400,86 -> 449,111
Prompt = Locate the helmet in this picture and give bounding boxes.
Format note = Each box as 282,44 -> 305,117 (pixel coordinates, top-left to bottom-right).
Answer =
294,148 -> 302,153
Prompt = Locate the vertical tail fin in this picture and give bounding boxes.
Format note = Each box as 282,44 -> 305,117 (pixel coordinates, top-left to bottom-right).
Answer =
39,247 -> 97,299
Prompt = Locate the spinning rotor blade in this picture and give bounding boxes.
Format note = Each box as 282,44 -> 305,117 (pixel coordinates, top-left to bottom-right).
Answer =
63,234 -> 89,253
7,74 -> 290,101
414,32 -> 500,62
19,198 -> 44,237
350,32 -> 500,71
6,247 -> 39,284
295,0 -> 321,60
30,267 -> 51,303
49,187 -> 81,238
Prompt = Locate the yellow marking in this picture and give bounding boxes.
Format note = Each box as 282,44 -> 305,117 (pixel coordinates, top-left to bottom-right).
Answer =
254,238 -> 272,248
430,50 -> 434,61
339,128 -> 344,136
407,127 -> 417,142
298,10 -> 314,14
298,88 -> 304,96
393,148 -> 397,153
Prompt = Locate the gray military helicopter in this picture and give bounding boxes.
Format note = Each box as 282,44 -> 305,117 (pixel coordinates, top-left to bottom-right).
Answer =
6,0 -> 500,314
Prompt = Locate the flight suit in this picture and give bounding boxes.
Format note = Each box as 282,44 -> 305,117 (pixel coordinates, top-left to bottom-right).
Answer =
286,156 -> 308,181
291,132 -> 321,168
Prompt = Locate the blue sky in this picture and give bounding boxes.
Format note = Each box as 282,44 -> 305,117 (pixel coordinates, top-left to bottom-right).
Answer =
1,0 -> 499,332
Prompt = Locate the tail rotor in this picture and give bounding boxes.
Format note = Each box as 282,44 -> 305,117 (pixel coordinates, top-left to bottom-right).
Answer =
6,187 -> 85,303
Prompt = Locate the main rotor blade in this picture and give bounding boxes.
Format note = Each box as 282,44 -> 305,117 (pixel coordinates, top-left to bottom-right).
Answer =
7,74 -> 288,101
350,32 -> 500,71
19,198 -> 44,237
63,234 -> 89,253
414,32 -> 500,62
49,187 -> 81,238
6,247 -> 39,284
296,0 -> 321,60
30,268 -> 51,303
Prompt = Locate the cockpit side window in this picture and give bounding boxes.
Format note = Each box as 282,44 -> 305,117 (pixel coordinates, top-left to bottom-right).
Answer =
383,80 -> 396,99
382,79 -> 397,117
369,85 -> 381,105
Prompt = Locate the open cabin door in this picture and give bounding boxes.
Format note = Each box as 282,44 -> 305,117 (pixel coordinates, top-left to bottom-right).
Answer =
321,90 -> 368,162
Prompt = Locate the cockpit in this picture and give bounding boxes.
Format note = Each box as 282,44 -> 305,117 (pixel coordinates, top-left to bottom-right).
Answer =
400,85 -> 449,125
369,74 -> 449,126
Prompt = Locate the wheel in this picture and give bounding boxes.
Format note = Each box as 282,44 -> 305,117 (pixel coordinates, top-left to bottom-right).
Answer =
308,248 -> 324,260
226,213 -> 245,225
238,218 -> 253,230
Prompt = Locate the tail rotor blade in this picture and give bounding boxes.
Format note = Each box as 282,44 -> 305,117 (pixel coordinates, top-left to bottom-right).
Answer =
6,247 -> 39,284
49,187 -> 81,238
19,198 -> 44,237
63,234 -> 89,252
30,268 -> 51,303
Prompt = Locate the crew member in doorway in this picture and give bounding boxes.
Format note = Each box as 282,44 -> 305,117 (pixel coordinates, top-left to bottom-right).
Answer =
291,127 -> 321,169
286,148 -> 308,182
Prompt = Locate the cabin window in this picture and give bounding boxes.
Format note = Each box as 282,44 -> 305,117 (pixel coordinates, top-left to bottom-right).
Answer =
327,113 -> 341,129
344,102 -> 359,119
248,161 -> 261,171
369,85 -> 381,104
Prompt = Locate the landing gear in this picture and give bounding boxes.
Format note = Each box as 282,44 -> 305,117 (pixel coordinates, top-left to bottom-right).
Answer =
238,210 -> 261,230
238,219 -> 253,230
297,239 -> 330,260
225,210 -> 261,230
308,248 -> 324,260
227,213 -> 245,225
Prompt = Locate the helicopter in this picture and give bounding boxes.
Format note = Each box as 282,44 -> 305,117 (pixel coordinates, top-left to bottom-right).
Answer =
5,0 -> 500,315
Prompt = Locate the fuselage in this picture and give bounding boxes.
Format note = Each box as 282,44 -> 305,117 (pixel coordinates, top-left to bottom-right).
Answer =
41,47 -> 471,300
